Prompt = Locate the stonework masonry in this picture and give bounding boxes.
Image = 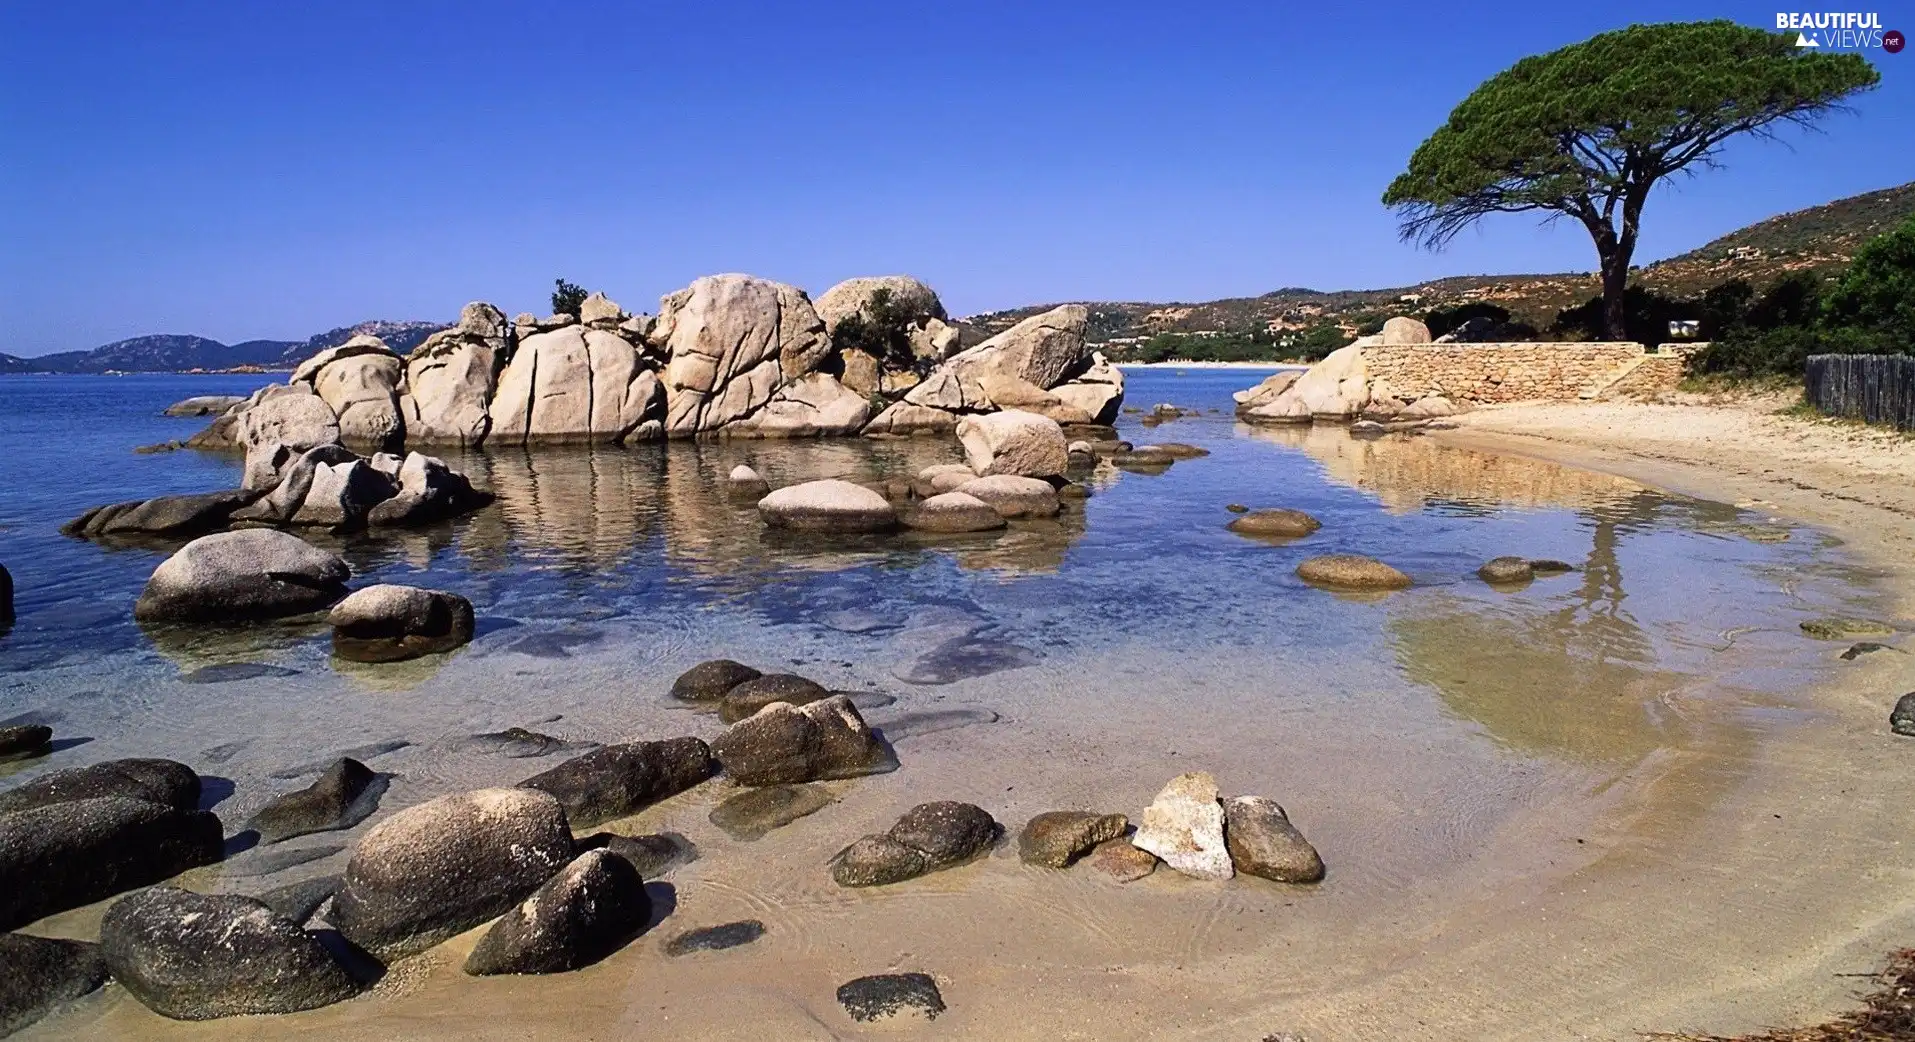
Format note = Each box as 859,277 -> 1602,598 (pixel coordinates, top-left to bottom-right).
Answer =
1364,342 -> 1691,404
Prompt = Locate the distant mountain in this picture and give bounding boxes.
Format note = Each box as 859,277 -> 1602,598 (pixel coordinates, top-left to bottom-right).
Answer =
5,320 -> 447,374
959,179 -> 1915,345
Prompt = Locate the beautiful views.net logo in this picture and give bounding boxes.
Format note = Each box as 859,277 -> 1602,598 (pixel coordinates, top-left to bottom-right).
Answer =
1775,12 -> 1904,50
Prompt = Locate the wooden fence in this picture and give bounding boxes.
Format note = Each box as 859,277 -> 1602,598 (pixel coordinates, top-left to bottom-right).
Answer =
1804,354 -> 1915,431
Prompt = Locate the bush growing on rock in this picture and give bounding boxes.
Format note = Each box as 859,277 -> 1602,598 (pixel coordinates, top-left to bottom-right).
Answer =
551,278 -> 588,317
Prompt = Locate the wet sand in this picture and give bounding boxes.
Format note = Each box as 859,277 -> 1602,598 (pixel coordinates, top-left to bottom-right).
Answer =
12,397 -> 1915,1041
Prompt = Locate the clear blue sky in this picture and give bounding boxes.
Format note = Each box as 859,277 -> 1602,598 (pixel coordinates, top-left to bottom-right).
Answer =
1,1 -> 1908,355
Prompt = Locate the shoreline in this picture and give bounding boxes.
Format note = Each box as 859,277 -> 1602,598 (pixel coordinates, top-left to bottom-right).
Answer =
1114,359 -> 1303,370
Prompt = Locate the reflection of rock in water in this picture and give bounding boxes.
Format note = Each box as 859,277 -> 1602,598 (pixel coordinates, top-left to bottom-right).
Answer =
895,632 -> 1040,685
1244,424 -> 1648,513
875,708 -> 1002,741
178,662 -> 299,684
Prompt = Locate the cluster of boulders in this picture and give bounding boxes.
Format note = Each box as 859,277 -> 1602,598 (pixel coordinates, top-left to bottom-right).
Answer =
182,275 -> 1125,451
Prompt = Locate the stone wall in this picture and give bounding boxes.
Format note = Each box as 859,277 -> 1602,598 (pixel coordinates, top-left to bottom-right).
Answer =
1364,342 -> 1645,404
1598,345 -> 1701,400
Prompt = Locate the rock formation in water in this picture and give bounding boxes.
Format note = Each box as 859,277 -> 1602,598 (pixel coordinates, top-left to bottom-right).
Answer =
188,275 -> 1124,449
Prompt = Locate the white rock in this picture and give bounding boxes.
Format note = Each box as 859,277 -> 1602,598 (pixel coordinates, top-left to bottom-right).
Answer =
956,410 -> 1069,479
1132,771 -> 1233,881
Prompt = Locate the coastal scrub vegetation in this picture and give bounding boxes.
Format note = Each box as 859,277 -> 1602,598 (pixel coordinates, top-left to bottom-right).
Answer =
1121,323 -> 1351,365
1384,20 -> 1879,340
830,288 -> 922,372
551,278 -> 588,317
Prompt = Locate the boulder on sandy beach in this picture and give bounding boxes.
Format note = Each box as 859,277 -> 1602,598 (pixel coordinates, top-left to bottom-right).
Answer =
718,673 -> 834,724
0,796 -> 224,932
837,972 -> 946,1023
1226,509 -> 1322,540
670,659 -> 763,702
0,757 -> 201,816
758,479 -> 898,533
830,801 -> 1000,887
133,530 -> 351,625
100,887 -> 362,1020
331,787 -> 573,957
464,849 -> 652,976
1295,554 -> 1413,592
519,737 -> 714,829
0,933 -> 109,1037
246,757 -> 383,844
711,696 -> 892,786
1084,837 -> 1158,882
956,410 -> 1069,479
1222,796 -> 1324,884
0,723 -> 51,760
1132,772 -> 1233,881
903,491 -> 1008,533
954,475 -> 1060,519
1017,811 -> 1129,868
328,584 -> 475,662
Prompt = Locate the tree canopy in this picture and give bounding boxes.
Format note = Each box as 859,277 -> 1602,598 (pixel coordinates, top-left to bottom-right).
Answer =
1383,21 -> 1878,339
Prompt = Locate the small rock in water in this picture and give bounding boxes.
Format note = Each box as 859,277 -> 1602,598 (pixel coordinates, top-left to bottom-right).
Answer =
1801,617 -> 1897,640
578,831 -> 698,877
463,849 -> 652,976
830,835 -> 930,887
670,659 -> 762,702
837,973 -> 945,1023
1227,509 -> 1322,541
494,627 -> 605,659
1842,642 -> 1894,661
719,673 -> 833,724
709,784 -> 837,841
1477,556 -> 1535,584
1891,694 -> 1915,737
711,696 -> 893,786
0,934 -> 110,1037
663,920 -> 766,957
454,727 -> 591,759
1295,555 -> 1413,592
1226,503 -> 1250,514
1018,811 -> 1129,868
0,723 -> 53,759
247,758 -> 383,844
728,465 -> 771,499
1222,796 -> 1324,884
1132,772 -> 1233,881
1527,559 -> 1576,575
518,737 -> 715,829
1085,838 -> 1158,883
831,802 -> 999,888
179,662 -> 299,684
1147,442 -> 1209,459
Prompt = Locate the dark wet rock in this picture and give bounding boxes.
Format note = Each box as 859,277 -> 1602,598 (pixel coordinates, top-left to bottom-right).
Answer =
1892,694 -> 1915,738
0,796 -> 224,932
1296,554 -> 1413,592
718,673 -> 833,724
328,584 -> 475,663
222,843 -> 345,878
832,801 -> 998,887
0,723 -> 52,760
1527,559 -> 1576,575
247,758 -> 383,844
178,662 -> 299,684
0,933 -> 110,1037
829,834 -> 929,887
663,919 -> 765,956
711,696 -> 893,786
454,727 -> 594,759
269,740 -> 410,779
1842,642 -> 1895,661
1018,811 -> 1129,868
1227,509 -> 1322,540
1222,796 -> 1324,884
1802,617 -> 1897,640
1110,447 -> 1177,472
708,784 -> 837,841
894,632 -> 1040,685
1084,837 -> 1157,882
463,849 -> 651,976
62,489 -> 262,541
331,787 -> 574,958
1143,442 -> 1209,459
133,530 -> 350,625
837,972 -> 945,1023
577,831 -> 698,878
100,887 -> 360,1020
0,757 -> 200,816
1477,556 -> 1535,584
1226,503 -> 1249,513
518,737 -> 714,830
670,659 -> 762,702
255,874 -> 342,924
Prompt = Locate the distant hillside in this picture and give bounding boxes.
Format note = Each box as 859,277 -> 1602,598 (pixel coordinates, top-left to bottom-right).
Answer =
6,319 -> 445,374
960,180 -> 1915,348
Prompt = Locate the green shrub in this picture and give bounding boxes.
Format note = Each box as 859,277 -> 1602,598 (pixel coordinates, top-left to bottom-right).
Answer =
551,278 -> 588,317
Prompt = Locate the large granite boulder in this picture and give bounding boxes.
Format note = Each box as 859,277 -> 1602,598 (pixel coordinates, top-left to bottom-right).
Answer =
364,451 -> 491,527
331,787 -> 574,957
0,796 -> 224,932
901,305 -> 1089,417
1380,316 -> 1431,345
134,530 -> 350,624
654,274 -> 831,436
1233,370 -> 1302,414
236,389 -> 342,491
401,304 -> 508,446
1047,352 -> 1126,426
757,479 -> 897,533
727,372 -> 871,437
518,737 -> 714,829
1132,772 -> 1233,881
710,696 -> 891,786
0,934 -> 110,1037
814,276 -> 946,336
863,401 -> 961,436
229,444 -> 362,526
903,491 -> 1007,533
297,336 -> 405,450
956,410 -> 1069,479
100,887 -> 361,1020
329,584 -> 475,662
463,849 -> 651,976
491,326 -> 662,445
1244,345 -> 1369,423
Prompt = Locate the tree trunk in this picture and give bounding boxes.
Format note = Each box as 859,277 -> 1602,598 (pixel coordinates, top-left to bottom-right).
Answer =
1600,260 -> 1630,341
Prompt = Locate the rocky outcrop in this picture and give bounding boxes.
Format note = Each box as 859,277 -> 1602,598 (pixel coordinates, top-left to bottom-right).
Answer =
1234,370 -> 1302,414
656,275 -> 831,436
491,323 -> 663,445
1047,352 -> 1125,425
1242,345 -> 1369,423
237,388 -> 342,491
879,304 -> 1096,435
295,335 -> 405,450
726,372 -> 870,437
133,530 -> 350,624
400,303 -> 509,446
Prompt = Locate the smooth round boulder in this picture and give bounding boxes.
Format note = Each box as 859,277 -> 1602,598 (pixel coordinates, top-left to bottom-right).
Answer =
330,787 -> 574,957
758,480 -> 897,533
134,530 -> 350,625
887,801 -> 999,868
1018,811 -> 1129,868
328,584 -> 474,662
463,849 -> 651,976
1226,509 -> 1322,540
904,492 -> 1008,533
0,795 -> 226,932
955,475 -> 1060,519
829,834 -> 930,888
0,757 -> 199,817
1477,556 -> 1534,584
955,410 -> 1069,479
100,887 -> 360,1020
728,465 -> 771,499
1222,796 -> 1324,884
915,463 -> 978,497
718,673 -> 833,724
671,659 -> 762,702
0,934 -> 109,1037
1296,554 -> 1413,592
1892,693 -> 1915,738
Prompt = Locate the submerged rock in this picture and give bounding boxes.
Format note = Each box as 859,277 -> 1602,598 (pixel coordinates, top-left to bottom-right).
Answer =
463,849 -> 651,976
1295,554 -> 1413,592
670,659 -> 763,702
758,479 -> 897,533
1842,642 -> 1893,661
0,934 -> 110,1037
1132,772 -> 1232,881
1084,837 -> 1158,883
708,784 -> 837,841
1222,796 -> 1324,883
1477,556 -> 1535,584
1226,509 -> 1322,540
837,972 -> 945,1023
712,696 -> 892,786
903,491 -> 1008,533
578,831 -> 699,878
953,475 -> 1059,519
728,465 -> 771,499
1801,617 -> 1897,640
328,584 -> 475,662
247,757 -> 383,844
664,919 -> 766,956
718,673 -> 833,724
1017,811 -> 1129,868
100,887 -> 361,1020
518,737 -> 714,829
134,530 -> 350,625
